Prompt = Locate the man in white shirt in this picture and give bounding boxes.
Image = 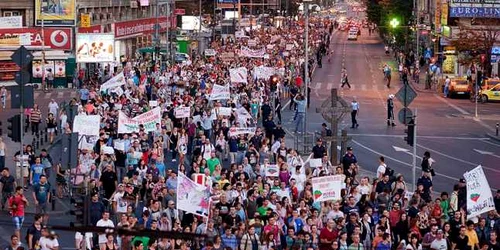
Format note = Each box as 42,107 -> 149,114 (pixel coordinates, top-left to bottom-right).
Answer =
326,201 -> 345,220
96,211 -> 115,248
376,156 -> 387,180
48,99 -> 59,117
38,228 -> 60,250
357,177 -> 372,195
430,230 -> 448,250
112,184 -> 128,215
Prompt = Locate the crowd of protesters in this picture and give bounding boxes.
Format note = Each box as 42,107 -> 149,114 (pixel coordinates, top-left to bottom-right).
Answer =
2,12 -> 500,250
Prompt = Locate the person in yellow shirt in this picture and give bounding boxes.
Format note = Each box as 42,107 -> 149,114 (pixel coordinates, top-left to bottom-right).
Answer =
465,220 -> 480,250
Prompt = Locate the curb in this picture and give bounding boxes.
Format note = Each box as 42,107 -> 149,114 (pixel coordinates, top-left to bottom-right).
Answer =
409,80 -> 435,93
486,133 -> 500,143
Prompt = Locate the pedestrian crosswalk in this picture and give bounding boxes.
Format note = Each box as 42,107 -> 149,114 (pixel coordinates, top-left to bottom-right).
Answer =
311,82 -> 392,92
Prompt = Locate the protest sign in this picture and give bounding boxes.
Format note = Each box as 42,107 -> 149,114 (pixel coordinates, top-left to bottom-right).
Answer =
217,107 -> 232,116
204,49 -> 216,56
240,46 -> 265,58
263,54 -> 270,59
220,52 -> 235,61
266,44 -> 274,50
209,84 -> 230,100
78,136 -> 95,150
73,115 -> 100,136
177,173 -> 210,217
100,72 -> 126,91
228,127 -> 256,137
149,100 -> 158,107
248,39 -> 257,47
118,107 -> 161,134
229,67 -> 248,83
463,166 -> 496,219
264,165 -> 279,177
309,158 -> 323,168
101,146 -> 115,155
192,115 -> 202,124
112,86 -> 124,97
312,175 -> 343,202
286,44 -> 294,51
254,66 -> 275,80
175,106 -> 191,118
236,107 -> 252,120
114,140 -> 125,151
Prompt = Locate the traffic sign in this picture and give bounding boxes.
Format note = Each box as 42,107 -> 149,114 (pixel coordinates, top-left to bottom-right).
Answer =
398,107 -> 413,125
15,70 -> 30,85
11,46 -> 33,68
395,84 -> 417,107
80,14 -> 91,28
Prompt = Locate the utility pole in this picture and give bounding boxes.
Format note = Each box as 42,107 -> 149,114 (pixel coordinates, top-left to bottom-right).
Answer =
412,109 -> 417,191
41,0 -> 46,91
415,0 -> 420,62
303,0 -> 311,144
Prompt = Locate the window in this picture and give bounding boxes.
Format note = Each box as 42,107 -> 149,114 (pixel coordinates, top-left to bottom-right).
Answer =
3,11 -> 21,17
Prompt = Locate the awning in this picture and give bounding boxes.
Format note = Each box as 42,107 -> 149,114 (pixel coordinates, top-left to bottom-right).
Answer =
32,50 -> 69,60
0,51 -> 13,61
137,46 -> 168,53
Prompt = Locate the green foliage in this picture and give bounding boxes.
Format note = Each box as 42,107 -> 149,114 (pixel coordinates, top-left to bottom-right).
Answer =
365,0 -> 414,46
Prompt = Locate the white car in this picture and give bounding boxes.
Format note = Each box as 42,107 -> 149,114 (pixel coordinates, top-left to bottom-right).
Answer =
347,31 -> 358,40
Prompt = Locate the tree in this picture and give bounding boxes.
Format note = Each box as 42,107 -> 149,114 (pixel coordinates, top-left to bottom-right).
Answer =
451,19 -> 500,76
364,0 -> 413,47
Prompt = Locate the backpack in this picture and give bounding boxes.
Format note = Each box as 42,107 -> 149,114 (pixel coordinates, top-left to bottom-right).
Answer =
384,166 -> 394,177
325,128 -> 333,136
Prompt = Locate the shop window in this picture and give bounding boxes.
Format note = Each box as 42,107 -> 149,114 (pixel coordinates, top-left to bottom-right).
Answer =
3,11 -> 21,17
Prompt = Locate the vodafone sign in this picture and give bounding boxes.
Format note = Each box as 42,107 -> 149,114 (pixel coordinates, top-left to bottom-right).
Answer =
0,27 -> 72,50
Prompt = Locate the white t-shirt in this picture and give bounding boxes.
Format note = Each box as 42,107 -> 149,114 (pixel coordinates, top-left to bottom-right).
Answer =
327,210 -> 344,220
377,164 -> 387,178
358,184 -> 371,195
48,102 -> 59,116
112,191 -> 128,213
75,232 -> 93,250
430,239 -> 447,250
96,219 -> 115,243
39,237 -> 59,250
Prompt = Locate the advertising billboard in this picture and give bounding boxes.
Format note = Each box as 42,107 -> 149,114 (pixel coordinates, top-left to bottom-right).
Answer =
35,0 -> 76,26
76,34 -> 115,62
449,0 -> 500,18
0,28 -> 72,50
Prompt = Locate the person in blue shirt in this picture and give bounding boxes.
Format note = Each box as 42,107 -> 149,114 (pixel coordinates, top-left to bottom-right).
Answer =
221,228 -> 238,250
79,85 -> 90,105
32,175 -> 51,214
30,157 -> 45,185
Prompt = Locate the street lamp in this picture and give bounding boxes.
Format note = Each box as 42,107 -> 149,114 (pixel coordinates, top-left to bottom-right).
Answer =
303,0 -> 312,144
390,18 -> 400,28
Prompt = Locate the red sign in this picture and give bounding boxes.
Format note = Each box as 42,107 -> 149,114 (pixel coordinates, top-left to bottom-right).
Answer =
78,25 -> 102,34
174,9 -> 186,15
114,17 -> 176,39
0,28 -> 72,50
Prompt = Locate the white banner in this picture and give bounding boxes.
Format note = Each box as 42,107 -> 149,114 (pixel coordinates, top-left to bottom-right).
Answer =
100,72 -> 126,91
73,115 -> 100,136
312,175 -> 343,202
228,127 -> 256,137
117,107 -> 162,134
240,46 -> 266,58
204,49 -> 216,56
229,67 -> 248,83
175,106 -> 191,118
149,100 -> 158,107
217,107 -> 232,116
463,166 -> 496,219
254,66 -> 275,80
177,173 -> 210,217
264,164 -> 279,177
309,158 -> 323,168
248,39 -> 257,47
209,84 -> 230,100
236,107 -> 252,120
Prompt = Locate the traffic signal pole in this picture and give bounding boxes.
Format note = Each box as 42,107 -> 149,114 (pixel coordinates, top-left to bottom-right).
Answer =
412,108 -> 417,191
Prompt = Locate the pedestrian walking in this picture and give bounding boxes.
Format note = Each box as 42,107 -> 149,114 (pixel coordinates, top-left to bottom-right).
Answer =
444,76 -> 451,98
46,113 -> 57,144
30,104 -> 42,136
46,68 -> 54,90
0,137 -> 6,169
293,94 -> 306,134
1,86 -> 7,109
341,68 -> 351,88
0,168 -> 16,210
8,186 -> 28,239
351,97 -> 359,128
32,175 -> 51,214
387,94 -> 396,127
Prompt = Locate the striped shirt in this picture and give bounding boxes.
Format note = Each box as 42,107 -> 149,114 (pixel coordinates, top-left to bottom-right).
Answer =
30,109 -> 42,123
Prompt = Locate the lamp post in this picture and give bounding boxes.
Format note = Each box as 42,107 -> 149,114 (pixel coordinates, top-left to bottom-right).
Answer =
40,0 -> 47,91
303,0 -> 312,142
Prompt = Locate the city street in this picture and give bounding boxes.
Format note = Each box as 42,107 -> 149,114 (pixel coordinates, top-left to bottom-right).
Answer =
282,19 -> 500,193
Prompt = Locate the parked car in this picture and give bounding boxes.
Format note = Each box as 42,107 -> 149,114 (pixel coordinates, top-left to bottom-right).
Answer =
479,83 -> 500,103
448,78 -> 471,97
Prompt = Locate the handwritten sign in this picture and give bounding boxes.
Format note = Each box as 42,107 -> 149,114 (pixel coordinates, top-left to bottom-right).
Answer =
463,166 -> 495,219
312,175 -> 343,202
73,115 -> 101,136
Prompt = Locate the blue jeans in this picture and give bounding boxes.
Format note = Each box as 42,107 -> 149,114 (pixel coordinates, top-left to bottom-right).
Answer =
295,112 -> 305,132
444,86 -> 449,97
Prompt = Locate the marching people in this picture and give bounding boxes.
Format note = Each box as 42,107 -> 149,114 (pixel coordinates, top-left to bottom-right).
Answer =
387,94 -> 396,127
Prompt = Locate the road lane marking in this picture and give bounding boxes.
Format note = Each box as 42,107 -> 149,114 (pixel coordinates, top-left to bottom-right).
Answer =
473,149 -> 500,159
416,143 -> 500,173
352,139 -> 458,181
350,133 -> 491,140
434,94 -> 470,115
282,99 -> 291,111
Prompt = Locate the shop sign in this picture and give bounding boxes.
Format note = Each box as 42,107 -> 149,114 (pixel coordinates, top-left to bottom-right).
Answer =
441,1 -> 449,25
140,0 -> 149,6
78,25 -> 102,34
0,28 -> 72,50
114,17 -> 175,39
175,9 -> 186,15
80,14 -> 91,28
450,7 -> 500,18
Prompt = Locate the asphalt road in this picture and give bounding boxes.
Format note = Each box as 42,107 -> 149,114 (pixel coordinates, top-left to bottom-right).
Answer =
281,16 -> 500,193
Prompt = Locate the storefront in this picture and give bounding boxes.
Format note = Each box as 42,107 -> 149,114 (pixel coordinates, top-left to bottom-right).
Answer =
114,16 -> 176,60
491,45 -> 500,77
0,27 -> 73,87
442,46 -> 458,76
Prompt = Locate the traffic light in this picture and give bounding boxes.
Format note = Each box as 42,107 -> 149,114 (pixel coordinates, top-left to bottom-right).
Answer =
390,18 -> 400,28
70,195 -> 89,227
0,121 -> 2,136
404,119 -> 415,146
7,115 -> 21,142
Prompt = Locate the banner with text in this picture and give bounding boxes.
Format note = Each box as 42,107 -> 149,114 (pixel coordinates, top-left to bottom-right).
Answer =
117,107 -> 161,134
177,173 -> 210,217
463,165 -> 495,219
229,67 -> 248,83
254,66 -> 275,80
100,72 -> 126,91
312,175 -> 343,202
73,115 -> 101,136
228,127 -> 256,137
209,84 -> 230,100
239,46 -> 266,58
175,107 -> 191,118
